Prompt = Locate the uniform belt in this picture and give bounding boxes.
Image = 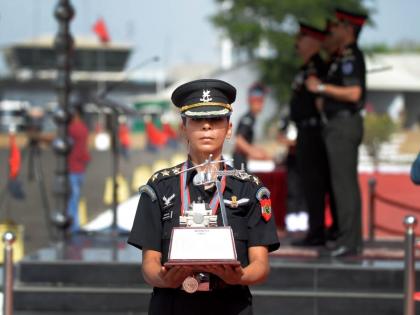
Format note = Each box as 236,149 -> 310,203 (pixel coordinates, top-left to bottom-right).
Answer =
325,110 -> 357,120
296,117 -> 322,128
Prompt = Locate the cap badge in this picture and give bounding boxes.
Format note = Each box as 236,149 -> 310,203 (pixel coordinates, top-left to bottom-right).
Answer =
200,89 -> 213,102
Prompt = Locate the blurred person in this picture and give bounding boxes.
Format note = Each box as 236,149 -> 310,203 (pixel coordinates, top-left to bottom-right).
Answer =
322,19 -> 341,65
277,116 -> 308,233
233,83 -> 271,171
67,104 -> 90,233
128,79 -> 279,315
411,152 -> 420,185
321,18 -> 341,243
288,23 -> 332,246
118,115 -> 131,160
306,9 -> 368,257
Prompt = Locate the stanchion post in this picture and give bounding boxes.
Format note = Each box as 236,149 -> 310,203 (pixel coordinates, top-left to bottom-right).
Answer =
3,231 -> 16,315
403,215 -> 417,315
368,178 -> 377,242
50,0 -> 75,240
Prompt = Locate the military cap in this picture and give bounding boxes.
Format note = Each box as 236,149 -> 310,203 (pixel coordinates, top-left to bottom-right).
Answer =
171,79 -> 236,118
335,8 -> 368,27
298,22 -> 327,41
248,82 -> 268,97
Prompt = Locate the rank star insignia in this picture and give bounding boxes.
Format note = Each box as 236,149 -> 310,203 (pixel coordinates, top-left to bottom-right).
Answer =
252,176 -> 260,185
200,89 -> 212,102
172,167 -> 181,175
242,173 -> 251,180
151,173 -> 159,182
161,170 -> 170,176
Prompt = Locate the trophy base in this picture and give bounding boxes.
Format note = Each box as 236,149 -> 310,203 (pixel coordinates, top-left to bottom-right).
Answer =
164,259 -> 240,268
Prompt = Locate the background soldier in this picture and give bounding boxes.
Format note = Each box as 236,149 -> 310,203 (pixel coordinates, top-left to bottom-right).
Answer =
277,115 -> 308,233
233,83 -> 271,171
289,23 -> 331,246
306,9 -> 368,257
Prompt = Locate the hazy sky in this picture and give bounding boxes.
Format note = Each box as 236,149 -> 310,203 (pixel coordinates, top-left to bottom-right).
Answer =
0,0 -> 419,74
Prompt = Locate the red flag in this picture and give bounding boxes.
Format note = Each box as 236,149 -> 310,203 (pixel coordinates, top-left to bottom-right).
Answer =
8,134 -> 21,179
162,122 -> 178,139
93,18 -> 110,43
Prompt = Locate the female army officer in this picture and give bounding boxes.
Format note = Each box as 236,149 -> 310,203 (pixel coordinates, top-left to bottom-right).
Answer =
128,79 -> 280,315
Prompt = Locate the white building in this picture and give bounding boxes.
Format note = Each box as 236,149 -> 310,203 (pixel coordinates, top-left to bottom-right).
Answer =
366,53 -> 420,128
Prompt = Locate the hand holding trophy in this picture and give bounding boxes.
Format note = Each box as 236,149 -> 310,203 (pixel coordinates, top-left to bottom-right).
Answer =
165,154 -> 246,293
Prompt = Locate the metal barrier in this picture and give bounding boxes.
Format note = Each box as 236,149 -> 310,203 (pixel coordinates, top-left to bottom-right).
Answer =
403,216 -> 417,315
3,231 -> 16,315
368,177 -> 420,241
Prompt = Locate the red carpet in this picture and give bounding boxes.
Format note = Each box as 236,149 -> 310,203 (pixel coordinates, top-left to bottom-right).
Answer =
259,169 -> 420,240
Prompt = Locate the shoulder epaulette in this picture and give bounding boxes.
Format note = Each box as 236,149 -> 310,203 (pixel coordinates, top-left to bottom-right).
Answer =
150,163 -> 183,183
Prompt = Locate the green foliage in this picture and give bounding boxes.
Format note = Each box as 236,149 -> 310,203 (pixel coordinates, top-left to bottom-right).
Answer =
363,41 -> 420,55
211,0 -> 369,104
362,43 -> 392,55
363,112 -> 396,165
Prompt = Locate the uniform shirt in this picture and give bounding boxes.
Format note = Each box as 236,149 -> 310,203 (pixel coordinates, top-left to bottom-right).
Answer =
411,153 -> 420,185
323,42 -> 366,115
235,112 -> 255,144
128,160 -> 280,267
289,53 -> 327,123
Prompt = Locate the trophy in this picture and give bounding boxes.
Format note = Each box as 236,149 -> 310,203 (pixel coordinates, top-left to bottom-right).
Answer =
164,155 -> 245,293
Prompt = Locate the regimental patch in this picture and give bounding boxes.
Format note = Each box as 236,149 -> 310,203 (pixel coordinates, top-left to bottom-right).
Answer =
260,199 -> 272,222
342,61 -> 354,75
256,187 -> 272,222
138,185 -> 157,202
